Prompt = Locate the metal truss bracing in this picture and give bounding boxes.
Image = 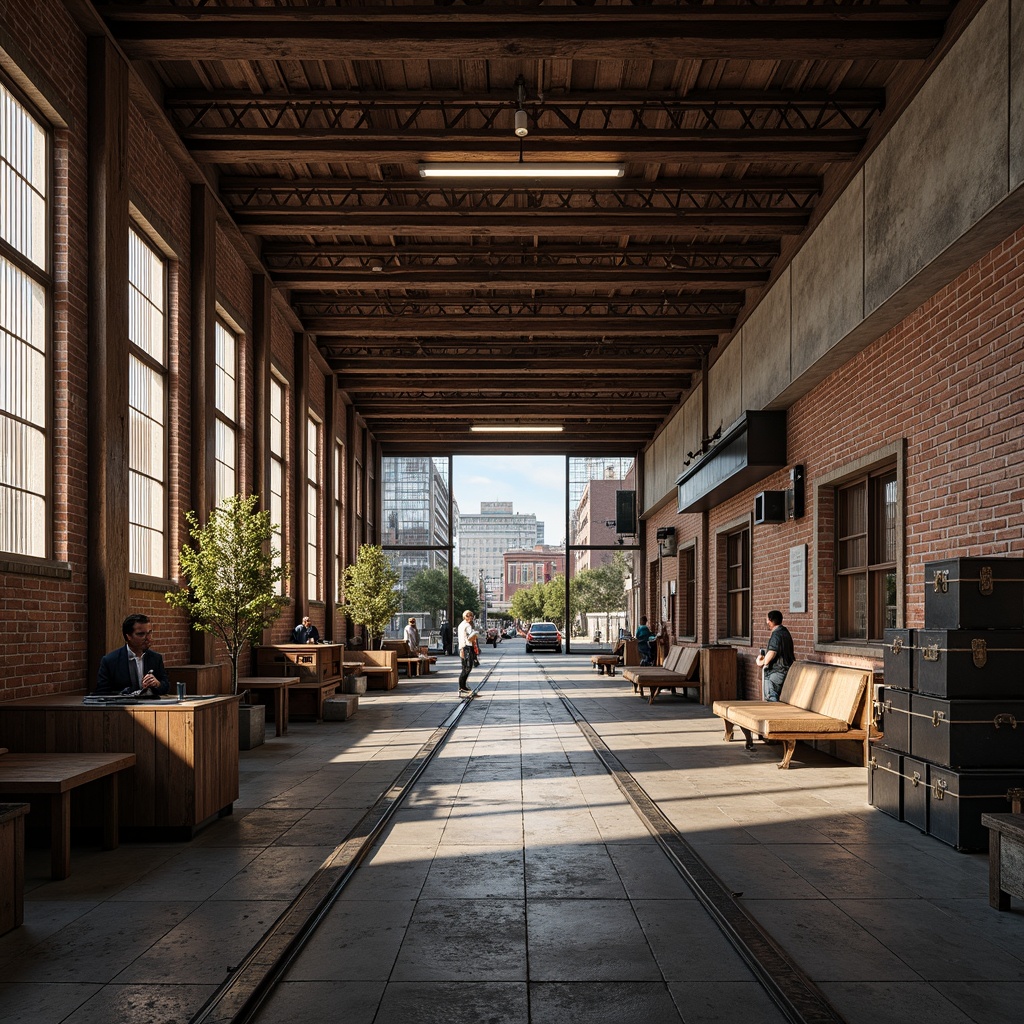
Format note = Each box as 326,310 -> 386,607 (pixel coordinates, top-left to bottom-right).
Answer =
95,0 -> 975,453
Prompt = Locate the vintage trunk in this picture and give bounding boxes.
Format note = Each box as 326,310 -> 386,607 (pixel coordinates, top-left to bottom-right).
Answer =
923,557 -> 1024,631
883,629 -> 916,692
878,687 -> 911,755
914,629 -> 1024,698
926,765 -> 1024,851
902,756 -> 930,833
910,695 -> 1024,768
868,747 -> 902,820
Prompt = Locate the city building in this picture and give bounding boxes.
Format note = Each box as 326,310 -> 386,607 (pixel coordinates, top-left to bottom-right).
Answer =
457,502 -> 541,607
502,545 -> 567,603
381,456 -> 453,597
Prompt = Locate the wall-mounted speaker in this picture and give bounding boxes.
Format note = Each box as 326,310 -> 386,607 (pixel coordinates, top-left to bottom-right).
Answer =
789,464 -> 805,519
615,490 -> 636,534
754,490 -> 786,524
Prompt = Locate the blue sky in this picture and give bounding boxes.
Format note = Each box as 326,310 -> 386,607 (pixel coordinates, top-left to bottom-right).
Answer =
453,455 -> 567,546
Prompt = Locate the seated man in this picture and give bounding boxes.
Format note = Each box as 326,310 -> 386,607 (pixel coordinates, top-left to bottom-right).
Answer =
292,615 -> 321,644
95,613 -> 170,696
635,615 -> 654,666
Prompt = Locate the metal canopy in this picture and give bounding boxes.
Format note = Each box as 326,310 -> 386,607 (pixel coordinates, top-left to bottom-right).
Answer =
93,0 -> 979,455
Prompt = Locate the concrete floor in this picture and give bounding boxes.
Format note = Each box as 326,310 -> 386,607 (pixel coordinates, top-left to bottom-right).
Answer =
2,649 -> 1023,1024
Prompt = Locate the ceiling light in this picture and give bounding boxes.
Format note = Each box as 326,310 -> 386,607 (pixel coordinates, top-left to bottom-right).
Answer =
419,162 -> 625,179
471,424 -> 564,433
514,108 -> 529,138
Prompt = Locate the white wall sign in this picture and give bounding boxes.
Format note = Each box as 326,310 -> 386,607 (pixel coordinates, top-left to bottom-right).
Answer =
789,544 -> 807,614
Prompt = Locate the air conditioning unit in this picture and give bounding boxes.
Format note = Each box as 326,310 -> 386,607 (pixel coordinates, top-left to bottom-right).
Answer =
656,525 -> 677,556
754,490 -> 786,524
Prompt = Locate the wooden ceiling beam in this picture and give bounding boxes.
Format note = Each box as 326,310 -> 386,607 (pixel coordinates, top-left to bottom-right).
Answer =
308,316 -> 729,337
189,134 -> 861,164
236,210 -> 808,237
271,267 -> 769,291
103,7 -> 948,62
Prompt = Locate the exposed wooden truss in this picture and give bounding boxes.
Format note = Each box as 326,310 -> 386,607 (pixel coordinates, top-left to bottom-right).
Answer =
96,0 -> 973,453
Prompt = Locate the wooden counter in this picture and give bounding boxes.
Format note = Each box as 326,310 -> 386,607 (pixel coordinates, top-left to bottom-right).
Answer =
0,694 -> 239,837
253,643 -> 344,684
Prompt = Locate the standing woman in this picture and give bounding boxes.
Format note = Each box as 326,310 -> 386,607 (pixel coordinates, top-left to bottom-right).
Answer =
457,609 -> 480,697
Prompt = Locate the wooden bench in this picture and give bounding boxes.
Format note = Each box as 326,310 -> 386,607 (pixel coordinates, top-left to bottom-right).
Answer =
382,640 -> 431,677
712,661 -> 877,769
622,645 -> 700,704
0,750 -> 136,879
349,650 -> 399,690
591,655 -> 619,676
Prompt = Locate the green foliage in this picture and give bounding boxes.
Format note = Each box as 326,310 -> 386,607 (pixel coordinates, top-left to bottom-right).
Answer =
165,494 -> 288,695
402,567 -> 448,621
403,565 -> 480,622
510,583 -> 546,625
452,567 -> 481,618
341,544 -> 402,646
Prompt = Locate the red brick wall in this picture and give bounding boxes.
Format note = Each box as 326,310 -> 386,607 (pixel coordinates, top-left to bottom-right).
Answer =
646,225 -> 1024,698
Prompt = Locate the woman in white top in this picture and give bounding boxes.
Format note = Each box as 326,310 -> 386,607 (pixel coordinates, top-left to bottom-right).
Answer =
456,609 -> 479,696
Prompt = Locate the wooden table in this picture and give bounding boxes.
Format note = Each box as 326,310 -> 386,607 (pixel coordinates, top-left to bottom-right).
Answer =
0,694 -> 239,837
236,676 -> 296,736
0,752 -> 136,878
1,801 -> 29,932
982,813 -> 1024,910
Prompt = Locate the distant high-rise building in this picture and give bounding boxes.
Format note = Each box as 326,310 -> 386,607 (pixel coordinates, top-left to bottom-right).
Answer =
458,502 -> 539,605
382,457 -> 453,595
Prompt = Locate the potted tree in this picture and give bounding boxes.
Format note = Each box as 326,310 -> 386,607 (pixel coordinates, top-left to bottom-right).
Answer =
340,544 -> 401,650
165,494 -> 288,748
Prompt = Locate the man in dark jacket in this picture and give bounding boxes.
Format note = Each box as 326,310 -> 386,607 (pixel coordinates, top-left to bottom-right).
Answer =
95,613 -> 169,695
756,609 -> 795,701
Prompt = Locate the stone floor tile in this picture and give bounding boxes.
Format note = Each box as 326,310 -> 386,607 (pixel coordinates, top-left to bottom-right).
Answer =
530,981 -> 683,1024
389,897 -> 527,982
374,981 -> 528,1024
526,898 -> 663,982
257,981 -> 385,1024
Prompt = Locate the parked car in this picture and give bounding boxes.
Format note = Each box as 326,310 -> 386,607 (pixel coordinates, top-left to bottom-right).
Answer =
525,622 -> 562,654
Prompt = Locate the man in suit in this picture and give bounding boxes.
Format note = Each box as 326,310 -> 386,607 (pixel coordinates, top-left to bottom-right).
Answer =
292,616 -> 320,644
95,613 -> 170,695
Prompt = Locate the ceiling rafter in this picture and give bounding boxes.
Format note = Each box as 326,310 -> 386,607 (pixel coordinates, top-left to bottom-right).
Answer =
101,5 -> 951,63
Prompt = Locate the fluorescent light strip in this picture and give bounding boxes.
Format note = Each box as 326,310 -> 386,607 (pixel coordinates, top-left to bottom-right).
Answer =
419,162 -> 625,179
471,424 -> 564,433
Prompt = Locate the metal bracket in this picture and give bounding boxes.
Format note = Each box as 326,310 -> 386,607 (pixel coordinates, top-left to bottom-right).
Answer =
932,569 -> 949,593
934,779 -> 948,801
911,771 -> 922,787
889,636 -> 904,655
993,713 -> 1018,729
979,565 -> 993,595
931,710 -> 946,727
971,638 -> 988,669
922,644 -> 940,662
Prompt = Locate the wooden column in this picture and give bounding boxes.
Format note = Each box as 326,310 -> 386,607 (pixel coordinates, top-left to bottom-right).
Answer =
86,37 -> 130,676
324,372 -> 338,640
189,184 -> 217,665
251,274 -> 272,509
293,332 -> 309,618
346,403 -> 358,565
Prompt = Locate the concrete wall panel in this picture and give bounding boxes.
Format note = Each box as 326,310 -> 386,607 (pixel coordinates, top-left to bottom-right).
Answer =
1012,0 -> 1024,188
792,176 -> 865,378
644,390 -> 701,510
741,269 -> 792,412
864,0 -> 1009,313
708,327 -> 743,437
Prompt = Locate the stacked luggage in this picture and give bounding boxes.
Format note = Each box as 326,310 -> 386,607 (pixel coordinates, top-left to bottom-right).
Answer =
870,557 -> 1024,850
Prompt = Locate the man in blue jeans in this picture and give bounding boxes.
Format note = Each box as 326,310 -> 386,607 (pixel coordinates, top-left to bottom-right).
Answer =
756,609 -> 794,701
